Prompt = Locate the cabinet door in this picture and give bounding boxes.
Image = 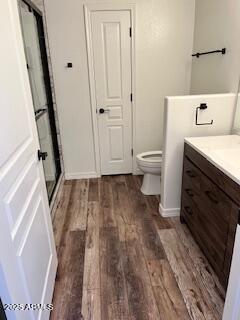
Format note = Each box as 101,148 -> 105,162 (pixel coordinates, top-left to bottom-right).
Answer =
223,206 -> 239,278
181,156 -> 239,287
181,190 -> 226,273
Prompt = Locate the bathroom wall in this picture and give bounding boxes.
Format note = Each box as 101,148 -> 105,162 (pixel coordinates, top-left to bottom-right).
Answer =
160,93 -> 236,217
191,0 -> 240,94
44,0 -> 195,178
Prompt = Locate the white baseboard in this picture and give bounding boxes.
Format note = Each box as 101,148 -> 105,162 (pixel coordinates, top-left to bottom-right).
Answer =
65,171 -> 99,180
159,203 -> 180,217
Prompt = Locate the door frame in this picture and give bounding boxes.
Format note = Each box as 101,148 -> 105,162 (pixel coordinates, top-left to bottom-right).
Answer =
84,3 -> 136,177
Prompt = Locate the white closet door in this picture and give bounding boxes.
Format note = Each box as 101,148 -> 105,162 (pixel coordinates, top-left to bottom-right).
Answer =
91,10 -> 133,175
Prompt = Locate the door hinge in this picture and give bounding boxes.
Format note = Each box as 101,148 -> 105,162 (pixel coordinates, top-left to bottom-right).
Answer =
131,149 -> 133,156
130,93 -> 133,102
129,27 -> 132,38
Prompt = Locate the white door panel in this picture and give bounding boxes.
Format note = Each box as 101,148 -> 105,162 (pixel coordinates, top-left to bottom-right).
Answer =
0,1 -> 57,319
91,10 -> 132,175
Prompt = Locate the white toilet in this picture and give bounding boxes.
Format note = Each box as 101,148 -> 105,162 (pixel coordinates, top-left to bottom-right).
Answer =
136,151 -> 163,195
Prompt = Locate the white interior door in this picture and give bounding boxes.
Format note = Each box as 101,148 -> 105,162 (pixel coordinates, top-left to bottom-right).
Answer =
0,1 -> 57,320
90,10 -> 133,175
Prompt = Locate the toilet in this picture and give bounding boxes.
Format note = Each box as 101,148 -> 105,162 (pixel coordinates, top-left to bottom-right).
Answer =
136,151 -> 163,195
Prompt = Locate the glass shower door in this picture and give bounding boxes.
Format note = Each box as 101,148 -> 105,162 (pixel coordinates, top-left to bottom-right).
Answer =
19,0 -> 61,201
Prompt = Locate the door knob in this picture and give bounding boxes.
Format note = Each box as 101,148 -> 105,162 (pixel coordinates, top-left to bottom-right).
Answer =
38,150 -> 48,161
99,108 -> 110,114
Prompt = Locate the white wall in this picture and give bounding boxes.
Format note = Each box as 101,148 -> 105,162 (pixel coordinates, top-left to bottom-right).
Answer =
134,0 -> 195,161
191,0 -> 240,94
44,0 -> 195,178
234,94 -> 240,133
160,93 -> 236,217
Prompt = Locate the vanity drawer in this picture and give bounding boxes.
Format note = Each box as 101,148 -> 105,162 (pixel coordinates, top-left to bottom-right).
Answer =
183,157 -> 231,229
181,193 -> 198,227
182,157 -> 201,194
184,143 -> 240,205
181,193 -> 226,272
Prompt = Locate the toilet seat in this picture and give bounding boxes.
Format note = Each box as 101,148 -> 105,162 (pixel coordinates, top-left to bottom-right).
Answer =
136,151 -> 162,168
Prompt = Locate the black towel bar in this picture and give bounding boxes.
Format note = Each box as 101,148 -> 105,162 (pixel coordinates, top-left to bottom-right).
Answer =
192,48 -> 226,58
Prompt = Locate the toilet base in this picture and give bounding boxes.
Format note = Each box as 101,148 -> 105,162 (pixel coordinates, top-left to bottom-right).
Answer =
141,173 -> 161,195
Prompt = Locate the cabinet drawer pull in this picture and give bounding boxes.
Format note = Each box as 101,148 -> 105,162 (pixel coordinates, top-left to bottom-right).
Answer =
184,206 -> 194,215
186,188 -> 194,197
186,170 -> 197,178
205,191 -> 219,204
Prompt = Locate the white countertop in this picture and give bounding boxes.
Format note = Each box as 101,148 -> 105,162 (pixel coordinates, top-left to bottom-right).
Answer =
184,135 -> 240,186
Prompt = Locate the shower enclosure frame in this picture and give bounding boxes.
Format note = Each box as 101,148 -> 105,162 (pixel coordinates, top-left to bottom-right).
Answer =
19,0 -> 61,203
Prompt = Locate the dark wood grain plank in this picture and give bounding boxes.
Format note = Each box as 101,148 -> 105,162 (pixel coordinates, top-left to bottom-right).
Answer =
51,230 -> 86,320
125,176 -> 166,260
88,178 -> 99,202
125,175 -> 149,221
120,241 -> 160,320
111,175 -> 135,224
53,181 -> 73,249
99,177 -> 116,227
100,227 -> 129,319
51,232 -> 72,320
68,180 -> 89,231
82,289 -> 101,320
111,176 -> 139,243
138,218 -> 166,260
83,202 -> 100,290
147,259 -> 191,320
55,180 -> 79,275
64,231 -> 86,319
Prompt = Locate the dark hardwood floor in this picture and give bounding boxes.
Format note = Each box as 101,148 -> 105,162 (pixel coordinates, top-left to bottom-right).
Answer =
50,175 -> 225,320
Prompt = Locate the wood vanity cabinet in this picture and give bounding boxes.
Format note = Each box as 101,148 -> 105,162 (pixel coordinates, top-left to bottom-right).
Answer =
181,143 -> 240,289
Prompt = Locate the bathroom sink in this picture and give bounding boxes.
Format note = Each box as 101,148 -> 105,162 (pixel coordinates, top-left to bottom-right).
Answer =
184,135 -> 240,185
211,148 -> 240,170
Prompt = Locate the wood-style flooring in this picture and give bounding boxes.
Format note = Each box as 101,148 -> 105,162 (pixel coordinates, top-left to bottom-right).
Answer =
50,175 -> 225,320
